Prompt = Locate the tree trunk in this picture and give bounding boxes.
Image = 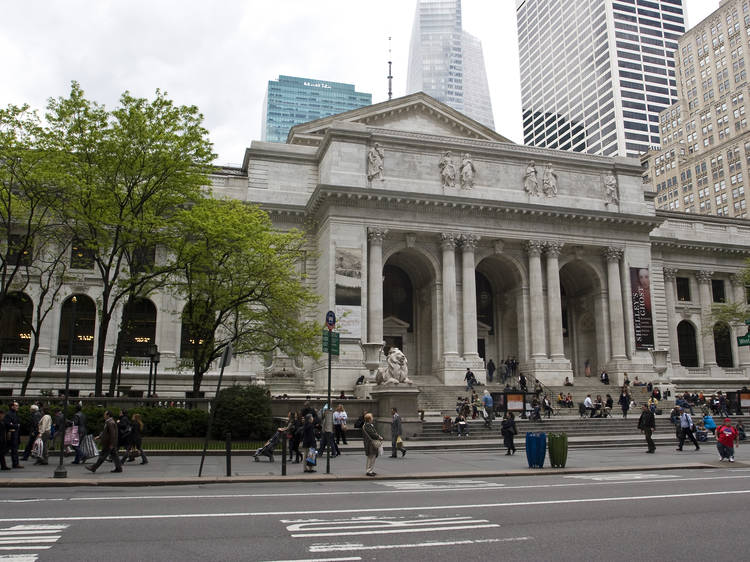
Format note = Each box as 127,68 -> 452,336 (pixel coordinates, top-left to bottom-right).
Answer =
108,296 -> 132,396
20,338 -> 41,396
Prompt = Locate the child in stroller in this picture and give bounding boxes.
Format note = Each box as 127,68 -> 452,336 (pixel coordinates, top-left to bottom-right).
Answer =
253,428 -> 283,462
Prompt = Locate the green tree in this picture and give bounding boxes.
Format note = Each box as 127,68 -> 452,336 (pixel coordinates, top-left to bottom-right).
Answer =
45,82 -> 215,395
169,198 -> 319,392
710,260 -> 750,334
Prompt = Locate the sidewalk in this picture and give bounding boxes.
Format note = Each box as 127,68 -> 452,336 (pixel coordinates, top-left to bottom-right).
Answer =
0,439 -> 735,487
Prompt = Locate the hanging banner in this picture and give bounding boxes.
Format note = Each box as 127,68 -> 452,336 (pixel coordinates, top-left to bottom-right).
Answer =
630,267 -> 654,350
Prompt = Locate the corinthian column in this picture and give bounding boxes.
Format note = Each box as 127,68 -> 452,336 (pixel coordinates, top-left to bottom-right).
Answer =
604,247 -> 626,359
697,270 -> 716,366
526,240 -> 547,358
461,234 -> 480,358
662,267 -> 679,365
441,233 -> 458,355
545,241 -> 564,359
367,228 -> 387,344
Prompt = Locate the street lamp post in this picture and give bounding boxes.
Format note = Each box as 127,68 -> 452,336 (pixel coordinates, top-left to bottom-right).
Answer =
54,295 -> 77,479
147,343 -> 156,398
152,349 -> 160,399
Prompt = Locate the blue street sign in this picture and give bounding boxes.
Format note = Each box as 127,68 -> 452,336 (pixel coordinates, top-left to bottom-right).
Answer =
326,310 -> 336,329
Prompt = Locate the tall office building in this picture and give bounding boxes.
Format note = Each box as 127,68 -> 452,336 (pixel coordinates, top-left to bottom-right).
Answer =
517,0 -> 686,157
406,0 -> 495,129
643,0 -> 750,218
261,75 -> 372,143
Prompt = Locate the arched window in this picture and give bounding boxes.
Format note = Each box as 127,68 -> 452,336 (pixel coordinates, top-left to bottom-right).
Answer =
476,271 -> 494,333
179,304 -> 210,358
57,295 -> 96,355
0,292 -> 33,354
120,298 -> 157,357
714,322 -> 734,368
677,320 -> 699,367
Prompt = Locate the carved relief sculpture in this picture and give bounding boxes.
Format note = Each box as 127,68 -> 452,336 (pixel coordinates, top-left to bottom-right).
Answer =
439,151 -> 456,188
375,347 -> 413,385
542,162 -> 558,197
460,153 -> 476,189
604,172 -> 619,205
367,143 -> 385,182
524,161 -> 539,195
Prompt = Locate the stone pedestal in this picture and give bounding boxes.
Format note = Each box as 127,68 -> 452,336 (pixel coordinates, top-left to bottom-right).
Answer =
353,382 -> 375,400
370,386 -> 422,440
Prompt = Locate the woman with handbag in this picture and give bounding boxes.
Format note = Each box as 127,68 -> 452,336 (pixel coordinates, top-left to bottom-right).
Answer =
122,413 -> 147,465
500,411 -> 517,455
361,412 -> 384,476
301,413 -> 317,473
71,404 -> 87,464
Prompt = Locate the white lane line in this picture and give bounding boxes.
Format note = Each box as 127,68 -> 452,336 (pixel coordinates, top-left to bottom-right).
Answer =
0,540 -> 59,545
309,536 -> 532,553
263,558 -> 361,562
1,473 -> 743,504
2,526 -> 67,531
292,523 -> 500,538
0,548 -> 50,552
0,555 -> 39,561
284,516 -> 476,530
1,489 -> 749,523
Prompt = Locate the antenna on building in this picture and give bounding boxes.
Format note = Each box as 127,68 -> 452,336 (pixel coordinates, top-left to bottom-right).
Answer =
388,36 -> 393,100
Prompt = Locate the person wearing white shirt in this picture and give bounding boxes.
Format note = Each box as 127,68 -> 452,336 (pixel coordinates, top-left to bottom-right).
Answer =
584,394 -> 595,418
333,404 -> 348,446
36,408 -> 53,465
677,407 -> 700,451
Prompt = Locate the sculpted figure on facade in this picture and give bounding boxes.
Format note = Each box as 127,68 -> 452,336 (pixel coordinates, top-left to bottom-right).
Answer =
460,153 -> 476,189
542,162 -> 558,197
604,171 -> 619,205
367,143 -> 385,182
439,151 -> 456,188
524,161 -> 539,195
375,347 -> 413,385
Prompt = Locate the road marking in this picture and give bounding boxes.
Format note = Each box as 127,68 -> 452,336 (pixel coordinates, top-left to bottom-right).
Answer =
564,473 -> 680,481
0,525 -> 67,558
262,558 -> 361,562
5,473 -> 749,505
377,479 -> 505,490
292,524 -> 498,538
284,515 -> 499,538
1,490 -> 749,523
308,536 -> 532,553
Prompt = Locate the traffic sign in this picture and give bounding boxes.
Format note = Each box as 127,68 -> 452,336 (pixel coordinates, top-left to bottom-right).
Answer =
322,329 -> 340,355
738,333 -> 750,347
326,310 -> 336,330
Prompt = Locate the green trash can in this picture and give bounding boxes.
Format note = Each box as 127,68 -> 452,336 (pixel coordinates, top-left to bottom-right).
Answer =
548,432 -> 568,468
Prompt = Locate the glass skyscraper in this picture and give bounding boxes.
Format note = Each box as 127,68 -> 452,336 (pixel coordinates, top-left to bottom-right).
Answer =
406,0 -> 495,129
517,0 -> 686,157
261,75 -> 372,143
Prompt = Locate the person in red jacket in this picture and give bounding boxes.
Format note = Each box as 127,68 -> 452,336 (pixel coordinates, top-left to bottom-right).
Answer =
716,418 -> 739,462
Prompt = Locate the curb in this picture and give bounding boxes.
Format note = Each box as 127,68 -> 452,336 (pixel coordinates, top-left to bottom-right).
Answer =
0,462 -> 713,488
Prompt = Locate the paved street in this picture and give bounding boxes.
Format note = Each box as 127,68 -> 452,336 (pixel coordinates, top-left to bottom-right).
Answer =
1,466 -> 749,561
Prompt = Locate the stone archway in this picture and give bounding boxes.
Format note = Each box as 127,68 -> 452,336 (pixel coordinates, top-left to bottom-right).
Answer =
677,320 -> 699,367
559,259 -> 605,377
382,248 -> 438,378
713,321 -> 734,368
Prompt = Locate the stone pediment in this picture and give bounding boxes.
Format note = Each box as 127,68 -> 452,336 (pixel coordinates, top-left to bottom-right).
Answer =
287,92 -> 511,145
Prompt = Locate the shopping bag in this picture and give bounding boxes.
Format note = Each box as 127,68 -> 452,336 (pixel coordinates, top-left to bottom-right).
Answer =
64,425 -> 80,447
396,435 -> 404,449
306,447 -> 317,466
31,437 -> 44,459
81,434 -> 98,459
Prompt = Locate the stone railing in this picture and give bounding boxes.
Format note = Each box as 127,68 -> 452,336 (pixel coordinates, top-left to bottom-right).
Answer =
53,355 -> 92,367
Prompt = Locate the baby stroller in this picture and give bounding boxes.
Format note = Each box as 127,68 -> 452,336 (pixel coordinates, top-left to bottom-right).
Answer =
253,429 -> 283,462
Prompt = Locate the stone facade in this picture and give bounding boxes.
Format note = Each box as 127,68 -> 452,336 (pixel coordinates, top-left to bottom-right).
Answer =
2,92 -> 750,396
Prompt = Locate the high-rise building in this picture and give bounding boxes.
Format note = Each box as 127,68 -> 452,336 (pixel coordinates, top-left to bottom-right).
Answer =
517,0 -> 686,157
406,0 -> 495,129
261,75 -> 372,143
642,0 -> 750,219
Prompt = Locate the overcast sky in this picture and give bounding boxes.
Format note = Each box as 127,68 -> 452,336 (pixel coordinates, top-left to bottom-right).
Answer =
1,1 -> 717,165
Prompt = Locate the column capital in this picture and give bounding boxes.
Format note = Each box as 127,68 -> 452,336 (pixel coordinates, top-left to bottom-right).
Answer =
696,270 -> 714,284
368,227 -> 388,244
603,246 -> 624,263
440,232 -> 459,249
545,241 -> 564,258
524,240 -> 545,257
662,266 -> 679,281
459,233 -> 480,250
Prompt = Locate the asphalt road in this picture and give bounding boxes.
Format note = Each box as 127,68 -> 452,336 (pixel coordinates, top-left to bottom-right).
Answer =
1,467 -> 749,561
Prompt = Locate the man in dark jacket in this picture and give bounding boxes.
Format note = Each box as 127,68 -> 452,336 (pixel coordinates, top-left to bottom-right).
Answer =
0,409 -> 9,470
638,404 -> 656,453
390,407 -> 406,458
86,410 -> 122,473
5,402 -> 22,468
72,405 -> 87,464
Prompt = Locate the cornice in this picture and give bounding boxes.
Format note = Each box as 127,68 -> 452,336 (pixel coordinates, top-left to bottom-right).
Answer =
650,237 -> 750,255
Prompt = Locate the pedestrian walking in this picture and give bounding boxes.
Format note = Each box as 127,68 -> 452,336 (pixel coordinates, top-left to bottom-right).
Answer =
71,404 -> 87,464
390,407 -> 406,457
34,407 -> 52,465
361,413 -> 383,476
52,407 -> 65,452
619,389 -> 630,418
500,412 -> 517,455
318,404 -> 339,457
637,404 -> 656,453
86,410 -> 123,473
301,413 -> 317,473
121,413 -> 147,465
333,404 -> 348,445
676,407 -> 700,452
486,359 -> 496,383
0,409 -> 10,470
482,390 -> 494,427
116,409 -> 132,462
716,418 -> 739,462
21,404 -> 41,461
5,402 -> 22,468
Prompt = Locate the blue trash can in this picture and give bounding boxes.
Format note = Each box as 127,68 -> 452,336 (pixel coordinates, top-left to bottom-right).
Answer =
525,432 -> 547,468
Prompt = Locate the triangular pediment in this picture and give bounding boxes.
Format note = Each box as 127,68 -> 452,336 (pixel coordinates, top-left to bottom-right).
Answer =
287,92 -> 511,145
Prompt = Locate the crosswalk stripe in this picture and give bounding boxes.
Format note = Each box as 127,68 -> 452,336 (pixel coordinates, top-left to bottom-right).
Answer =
0,524 -> 67,556
0,539 -> 60,545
